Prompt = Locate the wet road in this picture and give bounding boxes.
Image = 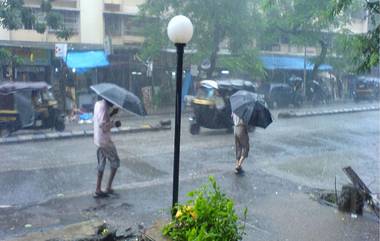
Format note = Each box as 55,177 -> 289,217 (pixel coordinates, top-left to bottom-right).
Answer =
0,109 -> 379,240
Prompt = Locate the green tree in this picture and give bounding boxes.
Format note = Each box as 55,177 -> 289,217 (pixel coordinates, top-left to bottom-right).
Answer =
139,0 -> 263,78
330,0 -> 379,73
261,0 -> 345,81
0,0 -> 72,80
0,0 -> 72,39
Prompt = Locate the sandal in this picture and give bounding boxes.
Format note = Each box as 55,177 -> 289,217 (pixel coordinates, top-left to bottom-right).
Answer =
93,191 -> 109,198
234,166 -> 243,174
106,189 -> 115,195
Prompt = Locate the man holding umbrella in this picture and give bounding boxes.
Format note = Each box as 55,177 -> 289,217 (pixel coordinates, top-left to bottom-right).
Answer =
91,83 -> 145,197
230,90 -> 272,174
93,98 -> 121,197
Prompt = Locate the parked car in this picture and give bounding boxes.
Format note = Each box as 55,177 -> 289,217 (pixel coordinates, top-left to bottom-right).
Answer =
258,83 -> 302,109
353,76 -> 380,102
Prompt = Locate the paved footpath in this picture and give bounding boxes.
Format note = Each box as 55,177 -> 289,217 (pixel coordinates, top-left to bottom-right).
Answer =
1,101 -> 379,145
0,114 -> 172,145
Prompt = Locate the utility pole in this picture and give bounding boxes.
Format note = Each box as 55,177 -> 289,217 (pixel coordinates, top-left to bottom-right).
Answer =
303,47 -> 307,97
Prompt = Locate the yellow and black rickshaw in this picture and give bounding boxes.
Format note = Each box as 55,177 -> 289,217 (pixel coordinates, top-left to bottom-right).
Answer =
189,79 -> 257,135
0,82 -> 65,137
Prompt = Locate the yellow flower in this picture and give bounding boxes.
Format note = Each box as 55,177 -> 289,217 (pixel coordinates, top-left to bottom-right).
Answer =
190,210 -> 198,219
175,209 -> 183,218
185,205 -> 193,212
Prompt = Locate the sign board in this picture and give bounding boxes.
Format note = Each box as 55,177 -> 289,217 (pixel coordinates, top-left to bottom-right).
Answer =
190,64 -> 199,76
55,43 -> 67,58
104,36 -> 112,55
201,59 -> 211,70
146,60 -> 153,77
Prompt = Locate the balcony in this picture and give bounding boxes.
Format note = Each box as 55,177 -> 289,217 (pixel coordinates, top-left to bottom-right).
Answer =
123,35 -> 144,44
10,30 -> 47,42
10,29 -> 80,44
24,0 -> 78,10
104,0 -> 123,4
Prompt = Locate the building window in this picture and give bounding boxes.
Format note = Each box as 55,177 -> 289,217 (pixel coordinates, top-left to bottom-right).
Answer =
104,14 -> 122,36
104,3 -> 121,12
123,16 -> 144,36
60,11 -> 79,34
43,10 -> 79,34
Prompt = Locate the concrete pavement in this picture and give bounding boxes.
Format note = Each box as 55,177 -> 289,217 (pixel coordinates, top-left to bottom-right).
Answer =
278,104 -> 380,118
1,101 -> 379,241
0,116 -> 171,145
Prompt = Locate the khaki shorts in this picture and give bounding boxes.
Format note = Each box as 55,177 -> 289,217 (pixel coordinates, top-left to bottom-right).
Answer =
97,144 -> 120,172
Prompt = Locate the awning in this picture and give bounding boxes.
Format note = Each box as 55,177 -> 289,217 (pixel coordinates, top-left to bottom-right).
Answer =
260,55 -> 332,71
65,51 -> 109,70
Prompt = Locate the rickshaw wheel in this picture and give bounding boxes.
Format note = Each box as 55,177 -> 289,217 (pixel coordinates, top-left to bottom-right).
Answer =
54,119 -> 65,132
190,123 -> 200,135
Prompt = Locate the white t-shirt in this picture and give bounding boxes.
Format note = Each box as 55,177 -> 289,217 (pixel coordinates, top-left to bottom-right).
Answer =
93,100 -> 113,147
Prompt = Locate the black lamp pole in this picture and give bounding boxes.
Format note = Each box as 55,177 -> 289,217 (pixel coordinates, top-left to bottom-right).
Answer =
172,43 -> 185,211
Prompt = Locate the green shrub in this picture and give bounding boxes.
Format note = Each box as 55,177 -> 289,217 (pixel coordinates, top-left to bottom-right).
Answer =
163,176 -> 247,241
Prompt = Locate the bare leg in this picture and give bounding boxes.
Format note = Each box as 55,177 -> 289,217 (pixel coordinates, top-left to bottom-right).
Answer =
237,156 -> 245,169
106,168 -> 117,192
96,171 -> 104,193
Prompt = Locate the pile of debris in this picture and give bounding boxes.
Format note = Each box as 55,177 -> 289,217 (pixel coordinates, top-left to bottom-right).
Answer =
318,166 -> 379,218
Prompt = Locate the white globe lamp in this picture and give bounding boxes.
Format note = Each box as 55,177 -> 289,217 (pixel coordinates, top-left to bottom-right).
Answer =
167,15 -> 193,44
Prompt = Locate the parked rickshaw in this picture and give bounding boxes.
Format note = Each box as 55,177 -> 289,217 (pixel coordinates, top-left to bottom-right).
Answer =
353,76 -> 380,102
0,82 -> 65,137
189,79 -> 257,135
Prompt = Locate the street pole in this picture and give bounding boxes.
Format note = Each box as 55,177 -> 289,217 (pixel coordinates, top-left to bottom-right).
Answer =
172,43 -> 185,211
303,47 -> 307,98
167,15 -> 193,217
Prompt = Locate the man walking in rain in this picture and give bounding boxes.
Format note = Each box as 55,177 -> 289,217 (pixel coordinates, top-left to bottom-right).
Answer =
232,111 -> 250,174
93,98 -> 121,197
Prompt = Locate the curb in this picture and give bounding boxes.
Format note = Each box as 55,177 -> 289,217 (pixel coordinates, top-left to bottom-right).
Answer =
278,105 -> 380,119
0,124 -> 171,145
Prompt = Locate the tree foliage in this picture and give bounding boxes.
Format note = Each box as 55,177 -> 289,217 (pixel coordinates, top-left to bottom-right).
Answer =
330,0 -> 379,73
139,0 -> 263,78
0,0 -> 72,81
0,0 -> 72,39
261,0 -> 341,80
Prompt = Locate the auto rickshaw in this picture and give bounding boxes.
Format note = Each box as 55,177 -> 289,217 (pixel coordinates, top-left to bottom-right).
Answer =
189,79 -> 257,135
0,81 -> 65,137
353,76 -> 380,102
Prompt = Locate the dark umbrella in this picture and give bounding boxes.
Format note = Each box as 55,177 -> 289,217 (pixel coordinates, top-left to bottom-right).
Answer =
230,90 -> 272,129
90,83 -> 146,116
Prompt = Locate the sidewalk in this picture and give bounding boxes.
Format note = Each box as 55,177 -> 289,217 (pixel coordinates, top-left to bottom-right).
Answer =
0,114 -> 172,145
3,169 -> 379,241
1,101 -> 379,145
274,100 -> 380,118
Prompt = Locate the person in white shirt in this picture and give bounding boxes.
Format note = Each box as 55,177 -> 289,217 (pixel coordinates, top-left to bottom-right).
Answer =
93,98 -> 121,197
232,112 -> 250,173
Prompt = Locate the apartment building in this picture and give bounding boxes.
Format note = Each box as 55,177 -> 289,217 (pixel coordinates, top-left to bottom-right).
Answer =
0,0 -> 370,102
0,0 -> 146,84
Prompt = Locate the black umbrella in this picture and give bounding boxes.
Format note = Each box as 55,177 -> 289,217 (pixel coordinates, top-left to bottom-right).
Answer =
90,83 -> 146,116
230,90 -> 272,129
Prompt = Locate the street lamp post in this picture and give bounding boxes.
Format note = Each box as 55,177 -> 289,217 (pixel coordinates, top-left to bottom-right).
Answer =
167,15 -> 193,211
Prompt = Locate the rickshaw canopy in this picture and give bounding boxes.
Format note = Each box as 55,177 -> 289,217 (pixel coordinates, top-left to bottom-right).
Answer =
0,82 -> 50,95
200,79 -> 256,92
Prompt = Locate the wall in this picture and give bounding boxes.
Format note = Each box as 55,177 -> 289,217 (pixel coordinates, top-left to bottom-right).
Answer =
79,0 -> 104,44
0,27 -> 10,41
